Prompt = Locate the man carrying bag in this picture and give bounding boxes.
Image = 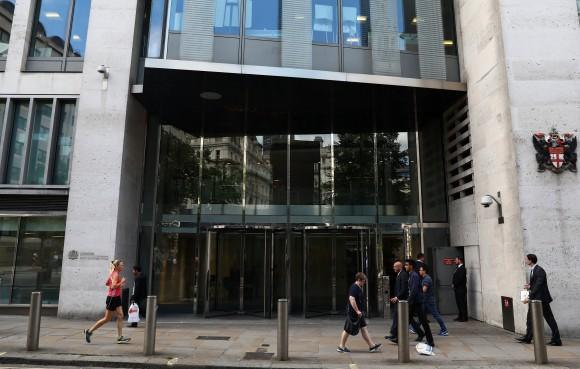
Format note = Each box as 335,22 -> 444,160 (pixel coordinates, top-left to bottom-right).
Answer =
337,272 -> 382,353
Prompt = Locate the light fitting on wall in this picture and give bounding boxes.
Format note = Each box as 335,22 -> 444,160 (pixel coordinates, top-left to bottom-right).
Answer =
480,191 -> 504,224
97,64 -> 110,90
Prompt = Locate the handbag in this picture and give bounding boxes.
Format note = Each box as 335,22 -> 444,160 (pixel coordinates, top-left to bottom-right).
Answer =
344,316 -> 361,336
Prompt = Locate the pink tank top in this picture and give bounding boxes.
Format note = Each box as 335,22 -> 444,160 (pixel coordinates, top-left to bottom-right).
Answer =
106,271 -> 121,297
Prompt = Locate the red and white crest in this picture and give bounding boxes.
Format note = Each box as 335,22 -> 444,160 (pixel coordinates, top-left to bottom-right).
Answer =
548,146 -> 564,169
533,129 -> 577,173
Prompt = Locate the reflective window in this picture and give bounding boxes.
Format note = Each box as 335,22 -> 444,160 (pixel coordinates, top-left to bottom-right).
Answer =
201,136 -> 244,221
30,0 -> 91,58
0,99 -> 5,133
215,0 -> 240,35
67,0 -> 91,57
342,0 -> 370,47
0,217 -> 18,304
25,102 -> 53,184
398,0 -> 417,52
334,133 -> 375,223
2,98 -> 76,185
245,0 -> 280,38
5,101 -> 29,184
52,102 -> 76,185
245,135 -> 287,223
0,0 -> 16,58
441,0 -> 457,56
169,0 -> 183,32
11,217 -> 65,304
144,0 -> 167,57
313,0 -> 338,44
158,125 -> 201,215
290,134 -> 332,223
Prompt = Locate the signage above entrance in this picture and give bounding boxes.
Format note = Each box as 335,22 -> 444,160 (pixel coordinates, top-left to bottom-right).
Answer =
442,258 -> 455,266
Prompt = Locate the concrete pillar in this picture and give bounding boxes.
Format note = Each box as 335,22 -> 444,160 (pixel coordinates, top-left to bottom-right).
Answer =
58,0 -> 146,319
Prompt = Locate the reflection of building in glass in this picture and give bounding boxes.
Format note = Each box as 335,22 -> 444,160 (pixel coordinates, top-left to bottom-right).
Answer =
0,1 -> 15,56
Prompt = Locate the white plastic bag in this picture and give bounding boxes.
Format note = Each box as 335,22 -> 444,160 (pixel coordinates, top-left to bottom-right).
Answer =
521,290 -> 530,302
128,302 -> 140,323
416,342 -> 435,356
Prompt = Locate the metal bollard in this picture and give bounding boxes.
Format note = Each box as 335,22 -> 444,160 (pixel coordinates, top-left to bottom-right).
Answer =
397,300 -> 410,363
26,292 -> 42,351
531,300 -> 548,364
144,296 -> 158,356
277,299 -> 289,361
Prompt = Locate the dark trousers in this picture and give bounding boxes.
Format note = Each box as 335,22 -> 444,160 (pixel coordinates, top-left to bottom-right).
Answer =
391,304 -> 420,337
410,302 -> 434,346
524,301 -> 560,341
454,288 -> 468,320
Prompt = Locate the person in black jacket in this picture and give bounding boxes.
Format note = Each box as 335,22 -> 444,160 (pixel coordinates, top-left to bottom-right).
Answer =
516,254 -> 562,346
452,256 -> 468,322
404,259 -> 434,347
386,260 -> 420,341
130,266 -> 147,327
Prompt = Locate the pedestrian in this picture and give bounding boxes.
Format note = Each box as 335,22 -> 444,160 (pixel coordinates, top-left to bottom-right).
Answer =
415,253 -> 426,272
516,254 -> 562,346
337,272 -> 382,353
130,265 -> 147,327
84,259 -> 131,344
452,256 -> 468,322
386,260 -> 420,343
419,265 -> 448,336
405,259 -> 435,348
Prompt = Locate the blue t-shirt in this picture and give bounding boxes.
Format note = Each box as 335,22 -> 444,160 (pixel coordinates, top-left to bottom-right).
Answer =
422,274 -> 435,303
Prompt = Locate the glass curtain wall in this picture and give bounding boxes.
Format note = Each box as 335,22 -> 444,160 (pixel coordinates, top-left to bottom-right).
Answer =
144,0 -> 459,81
0,216 -> 65,305
0,0 -> 16,59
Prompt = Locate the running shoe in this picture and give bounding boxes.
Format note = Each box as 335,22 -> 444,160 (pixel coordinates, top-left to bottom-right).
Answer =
409,327 -> 416,334
83,329 -> 92,343
369,343 -> 382,352
336,346 -> 351,353
116,336 -> 131,344
438,330 -> 449,336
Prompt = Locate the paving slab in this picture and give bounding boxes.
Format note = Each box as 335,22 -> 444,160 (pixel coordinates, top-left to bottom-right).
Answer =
0,315 -> 578,369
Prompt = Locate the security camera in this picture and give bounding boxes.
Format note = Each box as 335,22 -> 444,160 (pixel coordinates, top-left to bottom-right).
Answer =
96,64 -> 109,79
480,195 -> 493,208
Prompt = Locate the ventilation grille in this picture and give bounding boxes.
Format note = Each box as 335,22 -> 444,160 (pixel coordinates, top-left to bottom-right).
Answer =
0,195 -> 68,212
444,96 -> 473,201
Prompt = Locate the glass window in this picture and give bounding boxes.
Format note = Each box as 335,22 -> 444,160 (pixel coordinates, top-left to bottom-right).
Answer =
25,101 -> 53,185
334,132 -> 375,223
245,135 -> 287,223
169,0 -> 183,32
11,217 -> 65,304
67,0 -> 91,57
0,99 -> 6,133
0,217 -> 18,304
30,0 -> 91,58
398,0 -> 417,52
52,102 -> 75,185
215,0 -> 240,35
201,135 -> 244,222
5,101 -> 29,184
144,0 -> 167,57
244,0 -> 280,38
342,0 -> 370,47
441,0 -> 457,56
312,0 -> 338,44
0,0 -> 16,58
290,134 -> 332,223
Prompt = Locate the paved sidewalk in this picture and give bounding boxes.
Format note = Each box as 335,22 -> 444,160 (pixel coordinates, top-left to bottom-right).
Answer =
0,315 -> 578,369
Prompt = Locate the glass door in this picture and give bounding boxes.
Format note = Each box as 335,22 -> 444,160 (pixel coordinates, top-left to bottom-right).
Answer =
304,232 -> 333,317
244,231 -> 266,316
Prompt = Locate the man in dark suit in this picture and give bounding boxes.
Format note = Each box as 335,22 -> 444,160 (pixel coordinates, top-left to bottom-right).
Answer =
130,265 -> 147,327
452,256 -> 468,322
516,254 -> 562,346
385,260 -> 419,341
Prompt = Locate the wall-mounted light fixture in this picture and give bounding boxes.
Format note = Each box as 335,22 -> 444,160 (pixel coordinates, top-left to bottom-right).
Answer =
481,191 -> 504,224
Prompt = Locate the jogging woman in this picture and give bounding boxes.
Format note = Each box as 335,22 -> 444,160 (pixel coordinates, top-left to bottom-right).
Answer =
84,259 -> 131,344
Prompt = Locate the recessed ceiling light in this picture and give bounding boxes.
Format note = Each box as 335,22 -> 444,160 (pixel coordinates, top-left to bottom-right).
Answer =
412,17 -> 417,23
200,91 -> 222,101
72,34 -> 81,40
357,15 -> 367,22
443,40 -> 454,46
346,37 -> 360,43
45,12 -> 61,18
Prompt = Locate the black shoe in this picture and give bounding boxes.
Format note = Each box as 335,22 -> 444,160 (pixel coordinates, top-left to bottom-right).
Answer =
516,337 -> 532,344
83,329 -> 92,343
130,323 -> 138,327
453,317 -> 462,321
384,335 -> 395,340
415,335 -> 424,342
389,338 -> 398,344
369,343 -> 382,352
548,340 -> 562,346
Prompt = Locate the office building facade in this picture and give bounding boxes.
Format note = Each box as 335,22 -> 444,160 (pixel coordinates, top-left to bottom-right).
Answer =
0,0 -> 579,335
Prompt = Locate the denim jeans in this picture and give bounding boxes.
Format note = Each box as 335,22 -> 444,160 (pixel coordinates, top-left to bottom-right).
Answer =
423,300 -> 447,332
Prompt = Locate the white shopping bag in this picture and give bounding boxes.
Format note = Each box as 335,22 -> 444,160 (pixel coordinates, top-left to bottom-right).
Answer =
416,342 -> 435,356
521,290 -> 530,302
128,302 -> 140,323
